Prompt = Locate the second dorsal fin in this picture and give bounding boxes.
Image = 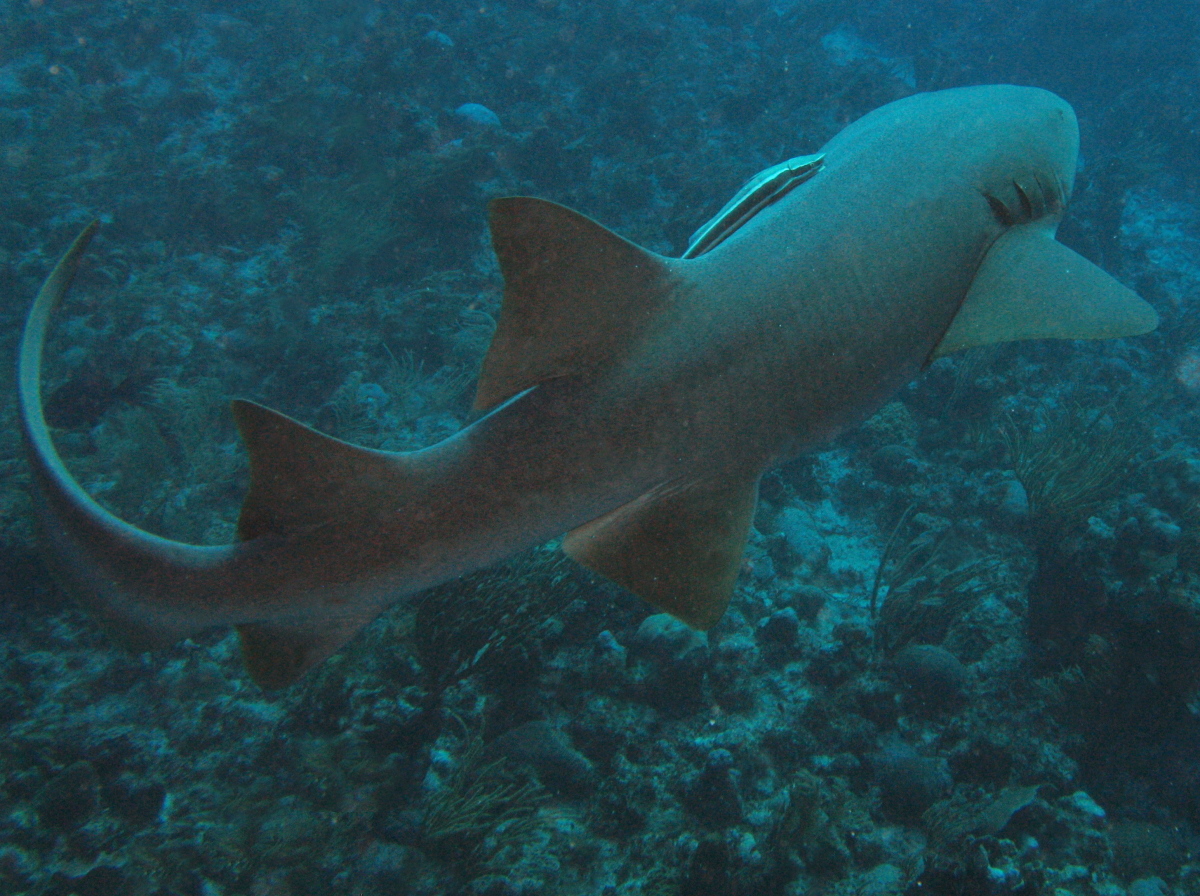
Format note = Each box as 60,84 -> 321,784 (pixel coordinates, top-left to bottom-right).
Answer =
474,197 -> 679,412
230,399 -> 436,688
231,399 -> 420,542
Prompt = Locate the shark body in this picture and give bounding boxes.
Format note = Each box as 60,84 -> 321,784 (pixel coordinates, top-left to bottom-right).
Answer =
19,86 -> 1157,687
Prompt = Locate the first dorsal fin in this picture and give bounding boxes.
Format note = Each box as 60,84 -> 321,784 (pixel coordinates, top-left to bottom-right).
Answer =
563,473 -> 760,630
231,399 -> 417,541
474,197 -> 679,412
932,225 -> 1159,359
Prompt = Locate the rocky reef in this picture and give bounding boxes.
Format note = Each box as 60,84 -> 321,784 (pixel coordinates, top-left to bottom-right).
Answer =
3,0 -> 1200,893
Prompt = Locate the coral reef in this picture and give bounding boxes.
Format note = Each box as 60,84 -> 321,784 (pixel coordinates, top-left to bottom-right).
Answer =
3,0 -> 1200,892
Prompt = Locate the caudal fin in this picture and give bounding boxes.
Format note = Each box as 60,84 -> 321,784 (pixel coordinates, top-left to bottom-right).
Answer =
18,226 -> 252,657
19,226 -> 449,690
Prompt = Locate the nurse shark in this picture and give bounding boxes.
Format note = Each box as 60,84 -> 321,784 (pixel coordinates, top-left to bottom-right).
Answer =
18,85 -> 1157,688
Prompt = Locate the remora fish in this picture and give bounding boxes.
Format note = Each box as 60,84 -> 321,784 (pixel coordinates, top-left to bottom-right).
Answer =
19,85 -> 1157,688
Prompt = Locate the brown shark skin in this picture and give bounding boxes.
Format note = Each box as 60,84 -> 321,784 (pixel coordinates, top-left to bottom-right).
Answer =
18,86 -> 1124,683
632,85 -> 1077,468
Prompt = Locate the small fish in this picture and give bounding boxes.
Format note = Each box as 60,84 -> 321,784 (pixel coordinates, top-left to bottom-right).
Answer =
18,86 -> 1157,688
682,153 -> 824,258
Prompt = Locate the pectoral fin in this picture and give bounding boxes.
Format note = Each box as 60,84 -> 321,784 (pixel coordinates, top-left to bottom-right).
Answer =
932,225 -> 1158,360
563,474 -> 760,630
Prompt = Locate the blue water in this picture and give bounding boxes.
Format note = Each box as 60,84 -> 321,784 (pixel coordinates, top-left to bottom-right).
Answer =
2,0 -> 1199,893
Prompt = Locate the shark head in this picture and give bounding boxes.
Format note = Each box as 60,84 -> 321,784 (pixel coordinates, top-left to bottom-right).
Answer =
964,86 -> 1080,230
816,85 -> 1079,233
918,86 -> 1157,358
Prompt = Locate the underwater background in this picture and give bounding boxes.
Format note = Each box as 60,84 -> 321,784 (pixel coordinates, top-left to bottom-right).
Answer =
3,0 -> 1200,894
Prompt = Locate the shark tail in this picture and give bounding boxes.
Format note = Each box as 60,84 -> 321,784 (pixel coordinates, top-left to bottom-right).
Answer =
21,206 -> 758,687
18,224 -> 245,650
20,226 -> 445,688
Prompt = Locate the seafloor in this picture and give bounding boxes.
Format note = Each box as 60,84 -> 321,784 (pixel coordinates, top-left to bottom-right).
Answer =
3,0 -> 1200,894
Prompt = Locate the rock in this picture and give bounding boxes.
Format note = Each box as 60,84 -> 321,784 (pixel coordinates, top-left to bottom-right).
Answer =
358,841 -> 414,889
1141,506 -> 1182,552
35,761 -> 100,832
891,643 -> 969,711
774,507 -> 830,569
629,615 -> 711,715
857,863 -> 906,896
684,749 -> 744,827
972,785 -> 1040,837
757,607 -> 800,645
873,744 -> 952,818
594,629 -> 627,671
374,808 -> 423,845
997,477 -> 1030,519
104,775 -> 165,827
745,551 -> 776,582
784,584 -> 828,621
871,444 -> 922,483
42,865 -> 129,896
489,721 -> 594,795
423,29 -> 454,49
630,613 -> 707,663
455,102 -> 502,130
1129,878 -> 1169,896
1064,790 -> 1106,820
